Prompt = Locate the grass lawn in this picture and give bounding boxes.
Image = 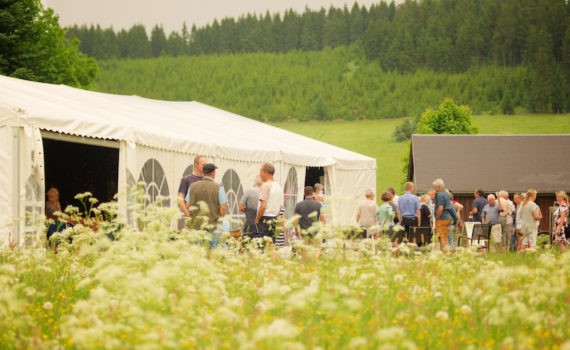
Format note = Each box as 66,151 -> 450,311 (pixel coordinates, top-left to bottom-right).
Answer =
274,114 -> 570,193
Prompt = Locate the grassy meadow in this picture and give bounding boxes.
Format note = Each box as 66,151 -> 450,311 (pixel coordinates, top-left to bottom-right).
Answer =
2,198 -> 570,349
274,113 -> 570,192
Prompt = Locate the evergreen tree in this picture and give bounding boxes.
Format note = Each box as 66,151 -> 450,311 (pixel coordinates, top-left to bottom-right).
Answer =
150,25 -> 167,57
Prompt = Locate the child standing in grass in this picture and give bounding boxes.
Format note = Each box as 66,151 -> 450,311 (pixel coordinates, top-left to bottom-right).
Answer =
377,191 -> 394,239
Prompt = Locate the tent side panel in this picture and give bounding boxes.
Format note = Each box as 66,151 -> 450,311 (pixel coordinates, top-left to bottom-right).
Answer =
327,166 -> 376,226
0,127 -> 14,249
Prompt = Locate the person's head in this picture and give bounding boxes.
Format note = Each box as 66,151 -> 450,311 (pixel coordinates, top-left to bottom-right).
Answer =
314,183 -> 324,195
513,192 -> 523,205
304,186 -> 315,198
202,163 -> 217,178
386,187 -> 396,196
447,189 -> 454,200
420,194 -> 430,204
524,189 -> 537,204
381,191 -> 391,203
47,187 -> 59,202
316,193 -> 325,203
487,194 -> 496,206
556,191 -> 568,204
193,155 -> 207,176
497,190 -> 509,200
432,178 -> 445,192
254,176 -> 263,188
259,162 -> 275,181
427,189 -> 436,200
474,189 -> 484,198
365,189 -> 375,200
404,181 -> 415,193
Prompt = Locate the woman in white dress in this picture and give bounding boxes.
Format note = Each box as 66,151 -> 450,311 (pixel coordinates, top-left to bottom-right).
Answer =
520,189 -> 542,249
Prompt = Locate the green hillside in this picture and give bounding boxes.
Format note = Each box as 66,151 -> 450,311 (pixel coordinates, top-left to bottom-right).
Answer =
92,47 -> 529,121
274,114 -> 570,193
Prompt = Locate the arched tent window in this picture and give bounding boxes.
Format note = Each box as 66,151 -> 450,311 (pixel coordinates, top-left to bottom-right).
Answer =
138,159 -> 170,208
222,169 -> 244,231
24,174 -> 42,244
283,167 -> 298,219
182,164 -> 194,177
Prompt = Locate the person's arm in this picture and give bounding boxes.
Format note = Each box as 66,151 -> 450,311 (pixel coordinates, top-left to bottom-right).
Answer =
470,202 -> 478,216
179,192 -> 190,216
436,205 -> 443,220
218,186 -> 228,217
239,191 -> 248,213
356,207 -> 361,222
396,209 -> 402,224
256,201 -> 266,224
532,206 -> 542,221
415,209 -> 421,226
319,211 -> 327,224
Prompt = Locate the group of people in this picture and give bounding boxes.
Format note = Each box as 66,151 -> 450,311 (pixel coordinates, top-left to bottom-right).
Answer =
357,179 -> 569,252
178,156 -> 327,247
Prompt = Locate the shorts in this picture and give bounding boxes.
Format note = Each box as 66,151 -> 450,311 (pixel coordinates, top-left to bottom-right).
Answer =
490,224 -> 502,243
436,219 -> 450,240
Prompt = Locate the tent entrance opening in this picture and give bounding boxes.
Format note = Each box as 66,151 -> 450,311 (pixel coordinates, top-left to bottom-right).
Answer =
305,167 -> 324,190
43,138 -> 119,209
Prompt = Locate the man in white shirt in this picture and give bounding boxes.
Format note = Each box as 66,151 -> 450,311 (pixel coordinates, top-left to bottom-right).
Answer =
497,190 -> 515,252
255,163 -> 284,243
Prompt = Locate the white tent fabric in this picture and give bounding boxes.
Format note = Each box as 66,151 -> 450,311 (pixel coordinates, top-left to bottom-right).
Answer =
0,75 -> 376,246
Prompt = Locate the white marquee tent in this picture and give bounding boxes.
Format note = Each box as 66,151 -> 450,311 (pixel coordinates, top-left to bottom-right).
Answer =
0,75 -> 376,248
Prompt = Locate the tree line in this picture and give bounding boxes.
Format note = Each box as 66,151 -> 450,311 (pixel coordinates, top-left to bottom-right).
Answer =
91,47 -> 534,122
67,0 -> 570,113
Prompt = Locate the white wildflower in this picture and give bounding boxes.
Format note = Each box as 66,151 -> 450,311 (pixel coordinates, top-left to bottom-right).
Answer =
435,310 -> 449,320
253,319 -> 299,341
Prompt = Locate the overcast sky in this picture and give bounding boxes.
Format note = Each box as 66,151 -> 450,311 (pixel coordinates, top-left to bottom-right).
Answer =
42,0 -> 383,33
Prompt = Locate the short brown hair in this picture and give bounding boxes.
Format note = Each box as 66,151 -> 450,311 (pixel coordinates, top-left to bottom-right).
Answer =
381,191 -> 391,202
194,155 -> 206,166
261,163 -> 275,176
304,186 -> 314,197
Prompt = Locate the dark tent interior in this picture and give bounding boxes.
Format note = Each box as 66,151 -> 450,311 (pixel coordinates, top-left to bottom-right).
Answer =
43,138 -> 119,210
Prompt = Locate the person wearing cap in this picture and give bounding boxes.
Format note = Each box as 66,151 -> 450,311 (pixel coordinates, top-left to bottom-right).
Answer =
186,163 -> 228,247
255,162 -> 284,244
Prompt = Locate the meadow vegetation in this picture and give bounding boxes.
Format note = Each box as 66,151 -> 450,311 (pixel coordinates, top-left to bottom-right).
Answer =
92,48 -> 531,122
1,195 -> 569,349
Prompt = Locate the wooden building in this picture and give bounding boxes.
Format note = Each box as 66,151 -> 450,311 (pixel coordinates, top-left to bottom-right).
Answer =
407,134 -> 570,232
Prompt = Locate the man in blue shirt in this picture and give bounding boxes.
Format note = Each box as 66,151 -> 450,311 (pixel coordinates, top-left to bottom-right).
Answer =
470,189 -> 487,222
397,182 -> 421,241
433,178 -> 452,251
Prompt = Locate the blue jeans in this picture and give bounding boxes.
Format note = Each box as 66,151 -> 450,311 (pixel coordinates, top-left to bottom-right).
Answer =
448,225 -> 456,248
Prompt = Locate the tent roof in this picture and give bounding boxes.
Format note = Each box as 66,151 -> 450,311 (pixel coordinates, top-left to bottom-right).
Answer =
410,134 -> 570,194
0,75 -> 375,170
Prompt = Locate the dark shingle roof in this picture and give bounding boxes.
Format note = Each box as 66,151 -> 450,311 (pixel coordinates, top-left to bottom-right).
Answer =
409,134 -> 570,194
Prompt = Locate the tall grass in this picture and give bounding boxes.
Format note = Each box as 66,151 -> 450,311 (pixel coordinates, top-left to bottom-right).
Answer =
1,210 -> 569,349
